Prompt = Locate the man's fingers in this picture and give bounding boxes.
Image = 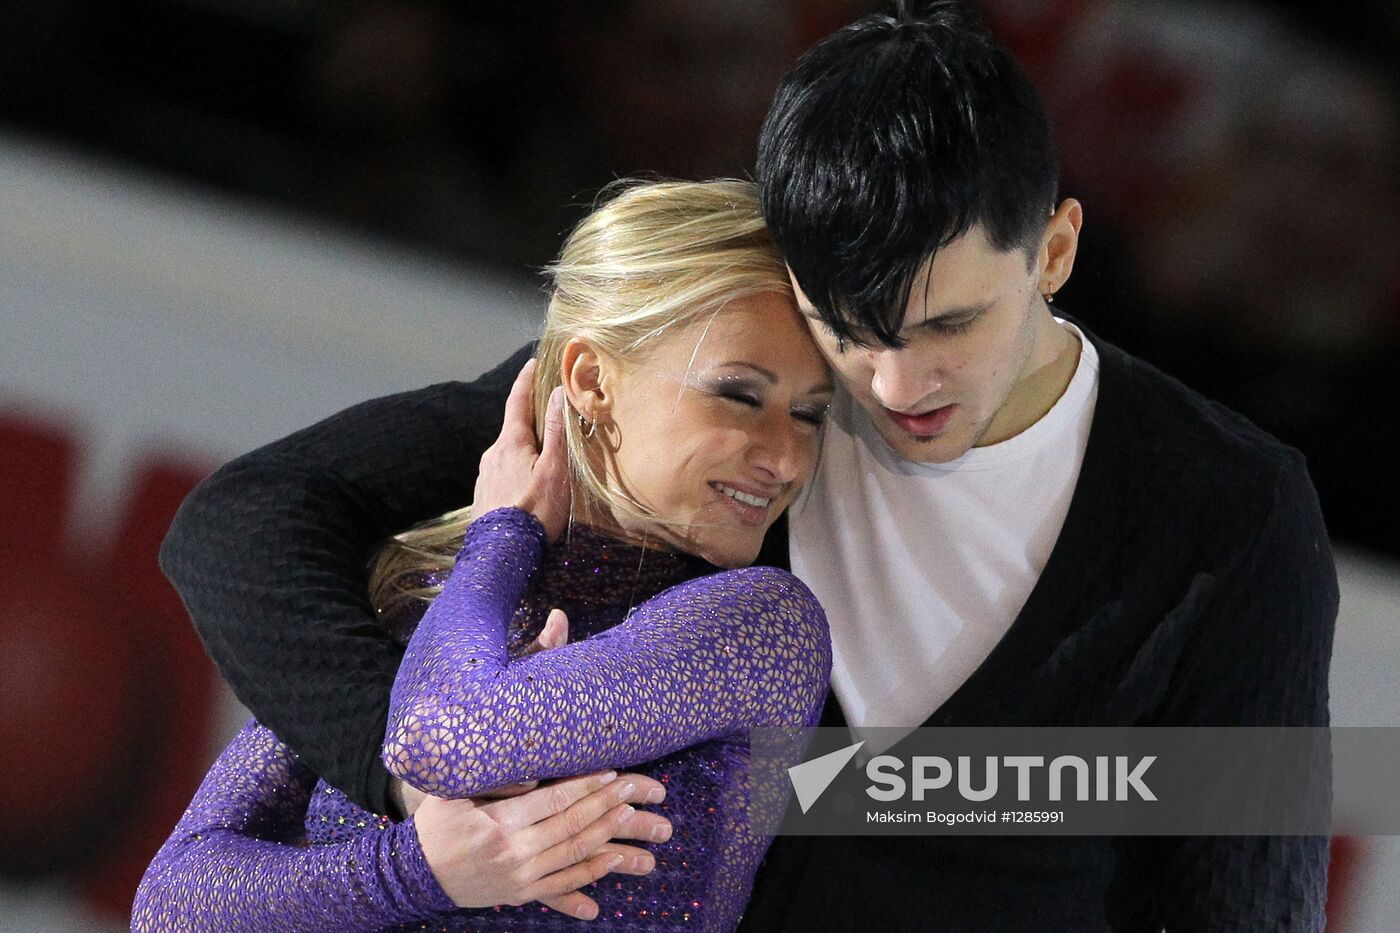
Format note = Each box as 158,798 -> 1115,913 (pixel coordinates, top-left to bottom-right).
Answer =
530,802 -> 635,878
525,778 -> 638,856
532,843 -> 659,921
537,891 -> 601,922
538,385 -> 569,479
494,769 -> 617,832
523,772 -> 666,853
611,807 -> 673,844
525,850 -> 630,907
578,842 -> 657,876
500,358 -> 538,444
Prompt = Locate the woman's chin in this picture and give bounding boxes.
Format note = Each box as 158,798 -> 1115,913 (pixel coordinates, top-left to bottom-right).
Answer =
692,535 -> 763,570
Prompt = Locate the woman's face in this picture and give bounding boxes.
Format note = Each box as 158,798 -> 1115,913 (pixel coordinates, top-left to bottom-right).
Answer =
595,291 -> 833,568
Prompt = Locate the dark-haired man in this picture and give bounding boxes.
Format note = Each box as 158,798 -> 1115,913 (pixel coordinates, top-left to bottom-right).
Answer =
737,4 -> 1334,930
162,2 -> 1335,930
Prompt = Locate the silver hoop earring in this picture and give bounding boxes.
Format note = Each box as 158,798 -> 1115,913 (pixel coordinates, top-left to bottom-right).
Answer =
577,411 -> 598,439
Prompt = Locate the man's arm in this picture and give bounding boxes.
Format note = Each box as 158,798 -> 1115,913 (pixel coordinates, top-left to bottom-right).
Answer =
160,345 -> 534,814
1109,450 -> 1338,931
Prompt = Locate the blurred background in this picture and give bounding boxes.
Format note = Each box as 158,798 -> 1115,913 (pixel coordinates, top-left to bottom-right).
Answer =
1,0 -> 1396,929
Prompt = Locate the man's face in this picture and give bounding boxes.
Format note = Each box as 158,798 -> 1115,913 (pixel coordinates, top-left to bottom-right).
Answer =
790,224 -> 1056,464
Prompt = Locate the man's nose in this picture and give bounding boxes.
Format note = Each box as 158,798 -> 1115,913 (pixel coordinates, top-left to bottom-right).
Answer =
869,347 -> 940,411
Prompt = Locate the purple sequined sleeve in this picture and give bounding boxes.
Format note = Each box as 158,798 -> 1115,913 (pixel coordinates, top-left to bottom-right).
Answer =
383,507 -> 831,798
131,720 -> 455,932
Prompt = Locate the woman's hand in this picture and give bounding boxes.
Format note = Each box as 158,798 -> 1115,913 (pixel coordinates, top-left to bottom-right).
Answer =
411,609 -> 669,921
474,359 -> 571,540
413,769 -> 670,921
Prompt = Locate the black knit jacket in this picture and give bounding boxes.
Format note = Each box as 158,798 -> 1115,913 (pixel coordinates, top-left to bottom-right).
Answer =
160,325 -> 1337,931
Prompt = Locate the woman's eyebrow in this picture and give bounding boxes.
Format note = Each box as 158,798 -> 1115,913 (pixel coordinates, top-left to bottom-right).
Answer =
713,361 -> 778,383
712,362 -> 835,396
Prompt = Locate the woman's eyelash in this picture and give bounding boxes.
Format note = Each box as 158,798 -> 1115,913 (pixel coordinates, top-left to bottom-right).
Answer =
718,389 -> 761,407
718,390 -> 826,426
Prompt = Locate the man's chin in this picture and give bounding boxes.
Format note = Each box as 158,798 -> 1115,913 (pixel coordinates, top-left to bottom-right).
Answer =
874,422 -> 971,465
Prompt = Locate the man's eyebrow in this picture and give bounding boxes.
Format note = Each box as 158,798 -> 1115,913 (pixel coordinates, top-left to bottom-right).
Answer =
797,300 -> 992,326
918,300 -> 994,324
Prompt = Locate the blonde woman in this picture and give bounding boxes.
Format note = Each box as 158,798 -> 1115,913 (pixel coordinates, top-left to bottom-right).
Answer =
134,180 -> 835,932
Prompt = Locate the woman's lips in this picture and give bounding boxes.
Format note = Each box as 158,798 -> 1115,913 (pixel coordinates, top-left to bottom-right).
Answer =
710,481 -> 774,527
885,403 -> 957,437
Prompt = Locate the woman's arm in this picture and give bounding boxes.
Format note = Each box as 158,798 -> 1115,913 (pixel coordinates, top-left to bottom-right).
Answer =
134,718 -> 675,929
383,507 -> 832,798
132,720 -> 453,933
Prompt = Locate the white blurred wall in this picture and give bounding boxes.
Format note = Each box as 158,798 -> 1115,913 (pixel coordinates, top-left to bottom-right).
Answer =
1,131 -> 543,539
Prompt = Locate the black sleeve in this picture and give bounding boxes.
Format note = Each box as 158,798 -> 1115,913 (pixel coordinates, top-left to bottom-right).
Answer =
160,345 -> 535,814
1108,451 -> 1338,931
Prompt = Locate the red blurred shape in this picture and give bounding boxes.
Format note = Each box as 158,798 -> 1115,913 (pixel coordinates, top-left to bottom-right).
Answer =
0,412 -> 216,921
1327,835 -> 1365,932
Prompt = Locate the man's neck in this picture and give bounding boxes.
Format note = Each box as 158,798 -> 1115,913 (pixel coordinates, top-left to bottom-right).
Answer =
979,315 -> 1081,447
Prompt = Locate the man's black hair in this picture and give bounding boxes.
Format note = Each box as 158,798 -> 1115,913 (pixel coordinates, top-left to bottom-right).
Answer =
756,0 -> 1058,348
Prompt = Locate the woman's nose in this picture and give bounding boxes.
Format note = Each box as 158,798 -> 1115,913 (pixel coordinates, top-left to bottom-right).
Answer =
750,417 -> 806,485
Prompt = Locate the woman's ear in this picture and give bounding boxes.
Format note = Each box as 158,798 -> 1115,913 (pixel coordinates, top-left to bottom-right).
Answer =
560,337 -> 613,422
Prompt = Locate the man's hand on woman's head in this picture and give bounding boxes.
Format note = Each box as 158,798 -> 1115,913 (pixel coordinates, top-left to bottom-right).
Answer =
411,769 -> 671,921
473,359 -> 572,540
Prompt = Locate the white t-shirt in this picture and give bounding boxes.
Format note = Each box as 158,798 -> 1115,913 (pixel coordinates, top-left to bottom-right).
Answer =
789,321 -> 1100,750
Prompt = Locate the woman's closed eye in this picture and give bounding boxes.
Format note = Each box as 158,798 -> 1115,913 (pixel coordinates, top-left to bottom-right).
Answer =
719,388 -> 762,408
716,388 -> 827,430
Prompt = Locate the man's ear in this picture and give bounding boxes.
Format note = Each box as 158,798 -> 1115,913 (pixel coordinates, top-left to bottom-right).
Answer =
1037,198 -> 1083,298
560,337 -> 613,422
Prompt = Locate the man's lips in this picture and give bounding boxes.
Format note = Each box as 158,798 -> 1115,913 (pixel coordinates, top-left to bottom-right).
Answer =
885,404 -> 957,437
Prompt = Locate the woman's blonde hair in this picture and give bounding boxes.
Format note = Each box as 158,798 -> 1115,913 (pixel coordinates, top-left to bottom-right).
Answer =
369,178 -> 792,619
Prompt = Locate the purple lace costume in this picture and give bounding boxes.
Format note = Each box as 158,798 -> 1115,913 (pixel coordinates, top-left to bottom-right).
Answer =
133,508 -> 831,931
